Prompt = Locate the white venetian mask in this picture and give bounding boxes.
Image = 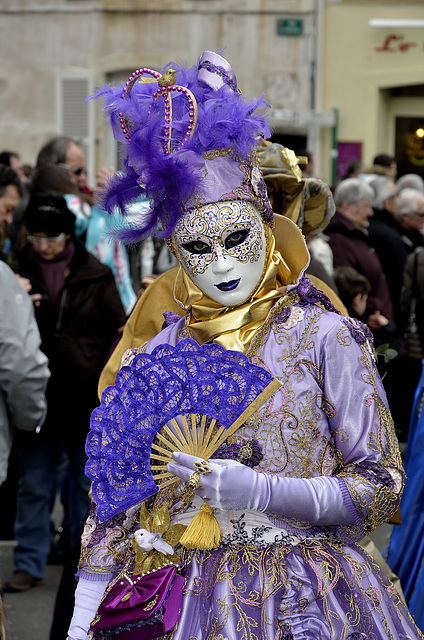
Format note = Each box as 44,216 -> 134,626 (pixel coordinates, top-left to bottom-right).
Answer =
173,200 -> 266,306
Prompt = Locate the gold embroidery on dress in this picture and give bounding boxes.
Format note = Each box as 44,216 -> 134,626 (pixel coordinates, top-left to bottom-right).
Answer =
248,309 -> 327,480
143,594 -> 159,610
77,301 -> 415,639
245,306 -> 403,540
173,539 -> 414,640
337,340 -> 404,534
246,291 -> 300,358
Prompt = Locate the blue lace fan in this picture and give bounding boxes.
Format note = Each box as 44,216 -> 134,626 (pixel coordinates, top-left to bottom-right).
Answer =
86,339 -> 280,522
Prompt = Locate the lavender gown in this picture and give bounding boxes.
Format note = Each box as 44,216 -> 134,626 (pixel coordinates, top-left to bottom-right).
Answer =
79,277 -> 422,640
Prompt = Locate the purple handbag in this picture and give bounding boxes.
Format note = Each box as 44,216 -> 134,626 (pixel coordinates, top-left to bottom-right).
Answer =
89,564 -> 184,640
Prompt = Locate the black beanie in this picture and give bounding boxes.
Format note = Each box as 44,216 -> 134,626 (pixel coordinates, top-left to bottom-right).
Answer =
25,192 -> 76,236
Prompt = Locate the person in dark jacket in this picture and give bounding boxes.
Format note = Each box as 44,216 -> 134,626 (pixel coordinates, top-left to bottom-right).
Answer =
326,178 -> 394,322
394,188 -> 424,254
333,265 -> 401,373
0,262 -> 49,485
368,175 -> 406,323
0,163 -> 22,262
4,193 -> 127,592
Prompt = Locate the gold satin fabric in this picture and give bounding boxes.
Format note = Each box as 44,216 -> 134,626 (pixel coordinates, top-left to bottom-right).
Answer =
173,228 -> 294,353
97,215 -> 341,395
257,141 -> 335,238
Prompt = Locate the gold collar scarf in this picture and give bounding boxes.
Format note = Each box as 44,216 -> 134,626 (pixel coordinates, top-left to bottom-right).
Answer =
173,221 -> 306,353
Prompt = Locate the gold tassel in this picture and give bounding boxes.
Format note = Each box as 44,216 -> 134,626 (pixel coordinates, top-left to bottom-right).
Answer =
179,502 -> 222,550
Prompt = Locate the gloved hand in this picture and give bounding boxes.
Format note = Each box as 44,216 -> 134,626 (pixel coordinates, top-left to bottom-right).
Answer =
167,452 -> 268,511
67,577 -> 108,640
167,452 -> 358,526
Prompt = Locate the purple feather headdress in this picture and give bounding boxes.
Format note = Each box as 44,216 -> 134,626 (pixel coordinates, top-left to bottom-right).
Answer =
92,51 -> 274,243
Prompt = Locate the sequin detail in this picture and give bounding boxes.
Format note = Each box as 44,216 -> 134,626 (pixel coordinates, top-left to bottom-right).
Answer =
210,437 -> 264,468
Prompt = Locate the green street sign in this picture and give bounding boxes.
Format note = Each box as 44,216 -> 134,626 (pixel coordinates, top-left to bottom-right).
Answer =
276,18 -> 303,36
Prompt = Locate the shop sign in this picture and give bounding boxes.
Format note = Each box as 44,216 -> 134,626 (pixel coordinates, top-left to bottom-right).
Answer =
276,18 -> 303,36
269,109 -> 336,127
375,34 -> 417,52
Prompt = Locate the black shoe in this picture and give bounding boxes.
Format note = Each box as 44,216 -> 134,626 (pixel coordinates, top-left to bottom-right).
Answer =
47,527 -> 71,565
3,571 -> 44,592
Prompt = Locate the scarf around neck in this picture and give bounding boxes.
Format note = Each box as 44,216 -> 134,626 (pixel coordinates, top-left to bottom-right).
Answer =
32,240 -> 75,308
173,228 -> 297,353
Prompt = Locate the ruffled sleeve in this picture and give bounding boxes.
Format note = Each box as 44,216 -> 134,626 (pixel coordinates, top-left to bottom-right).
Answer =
321,316 -> 404,540
76,500 -> 141,582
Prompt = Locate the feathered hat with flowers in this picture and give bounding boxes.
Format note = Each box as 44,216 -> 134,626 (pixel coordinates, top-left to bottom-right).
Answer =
93,51 -> 274,243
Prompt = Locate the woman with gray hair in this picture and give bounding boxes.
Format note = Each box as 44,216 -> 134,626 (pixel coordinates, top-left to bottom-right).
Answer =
396,173 -> 424,194
326,178 -> 394,321
367,176 -> 405,320
333,176 -> 374,209
395,188 -> 424,253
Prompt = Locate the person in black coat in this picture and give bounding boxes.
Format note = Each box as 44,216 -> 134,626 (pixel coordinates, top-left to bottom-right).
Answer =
395,188 -> 424,254
326,178 -> 394,322
368,175 -> 406,324
4,193 -> 127,592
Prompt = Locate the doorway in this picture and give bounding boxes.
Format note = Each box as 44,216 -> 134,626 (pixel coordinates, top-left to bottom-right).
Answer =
395,116 -> 424,179
387,85 -> 424,179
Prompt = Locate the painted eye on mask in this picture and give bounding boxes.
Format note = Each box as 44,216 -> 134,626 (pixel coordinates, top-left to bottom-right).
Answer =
224,229 -> 249,249
182,240 -> 211,254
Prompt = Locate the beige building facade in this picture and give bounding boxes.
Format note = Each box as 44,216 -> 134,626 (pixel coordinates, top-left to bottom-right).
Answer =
1,0 -> 422,187
0,0 -> 322,184
323,1 -> 424,184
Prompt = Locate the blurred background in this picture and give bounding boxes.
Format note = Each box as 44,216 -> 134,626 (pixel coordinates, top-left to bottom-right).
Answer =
0,0 -> 423,187
1,1 -> 424,637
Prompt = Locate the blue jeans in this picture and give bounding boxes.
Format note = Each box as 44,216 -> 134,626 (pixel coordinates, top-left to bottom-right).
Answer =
13,436 -> 90,579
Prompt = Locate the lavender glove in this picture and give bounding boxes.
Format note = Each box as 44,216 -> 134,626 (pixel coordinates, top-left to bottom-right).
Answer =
168,452 -> 358,526
67,577 -> 108,640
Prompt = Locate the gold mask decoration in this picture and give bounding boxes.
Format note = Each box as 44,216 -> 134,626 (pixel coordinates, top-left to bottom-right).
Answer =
173,223 -> 297,353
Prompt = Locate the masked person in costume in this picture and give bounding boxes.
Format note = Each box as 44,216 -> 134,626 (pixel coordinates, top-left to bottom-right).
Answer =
96,140 -> 344,393
67,53 -> 421,640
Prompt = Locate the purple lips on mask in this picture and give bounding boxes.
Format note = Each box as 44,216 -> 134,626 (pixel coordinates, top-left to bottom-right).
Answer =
215,278 -> 241,292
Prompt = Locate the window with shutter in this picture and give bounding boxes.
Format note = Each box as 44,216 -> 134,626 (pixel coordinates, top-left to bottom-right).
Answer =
56,71 -> 95,185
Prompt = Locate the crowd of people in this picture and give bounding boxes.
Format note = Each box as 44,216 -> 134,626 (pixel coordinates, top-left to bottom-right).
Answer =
0,142 -> 129,595
321,159 -> 424,445
1,50 -> 424,639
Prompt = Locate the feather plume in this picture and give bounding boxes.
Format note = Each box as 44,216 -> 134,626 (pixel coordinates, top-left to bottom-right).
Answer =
91,56 -> 271,243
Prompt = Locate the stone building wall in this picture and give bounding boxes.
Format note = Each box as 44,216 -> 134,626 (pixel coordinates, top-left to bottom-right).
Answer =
0,0 -> 317,181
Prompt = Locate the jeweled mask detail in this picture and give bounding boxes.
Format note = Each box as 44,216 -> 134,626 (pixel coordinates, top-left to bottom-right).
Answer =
173,200 -> 266,306
94,51 -> 273,244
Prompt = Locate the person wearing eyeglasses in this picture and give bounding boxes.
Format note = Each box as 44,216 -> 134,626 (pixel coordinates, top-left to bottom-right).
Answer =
3,192 -> 127,593
36,136 -> 88,194
57,162 -> 86,181
394,188 -> 424,254
35,139 -> 137,314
